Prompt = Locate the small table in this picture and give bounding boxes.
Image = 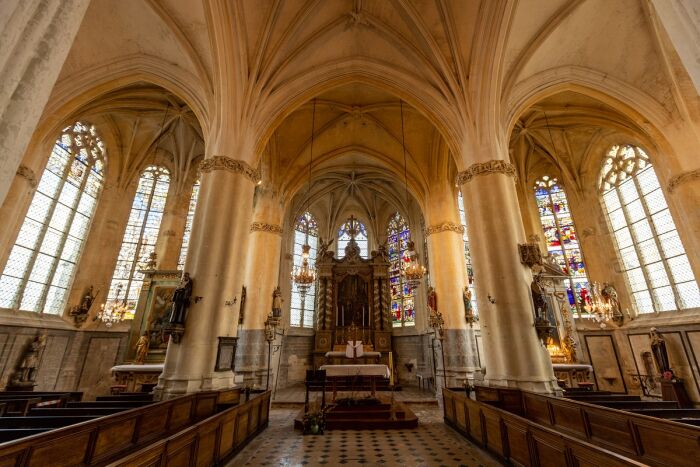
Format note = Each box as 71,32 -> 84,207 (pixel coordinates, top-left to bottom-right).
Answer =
319,364 -> 390,399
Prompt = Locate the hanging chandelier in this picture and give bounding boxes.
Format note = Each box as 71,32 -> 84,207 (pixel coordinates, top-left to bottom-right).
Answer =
292,99 -> 318,298
399,100 -> 426,289
96,283 -> 129,327
584,281 -> 613,326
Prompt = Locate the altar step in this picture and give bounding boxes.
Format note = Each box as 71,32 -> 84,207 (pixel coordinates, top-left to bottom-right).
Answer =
294,401 -> 419,430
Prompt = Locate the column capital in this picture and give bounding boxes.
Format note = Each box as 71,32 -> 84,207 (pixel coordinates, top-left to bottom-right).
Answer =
424,221 -> 465,237
250,222 -> 283,235
456,160 -> 517,185
199,156 -> 260,183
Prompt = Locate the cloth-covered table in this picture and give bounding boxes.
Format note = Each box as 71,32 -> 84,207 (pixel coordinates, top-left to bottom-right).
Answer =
319,364 -> 390,378
323,351 -> 382,359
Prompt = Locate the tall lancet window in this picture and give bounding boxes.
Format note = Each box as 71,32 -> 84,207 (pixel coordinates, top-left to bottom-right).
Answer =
388,212 -> 415,327
290,212 -> 318,327
534,176 -> 589,312
600,145 -> 699,313
0,122 -> 105,314
458,192 -> 478,313
177,179 -> 200,270
337,216 -> 369,258
107,166 -> 170,313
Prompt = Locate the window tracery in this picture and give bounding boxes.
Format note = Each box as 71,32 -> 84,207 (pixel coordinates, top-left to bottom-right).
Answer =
0,122 -> 105,314
337,217 -> 368,258
177,179 -> 200,270
290,211 -> 318,327
107,166 -> 170,313
388,212 -> 415,327
600,145 -> 699,313
534,176 -> 589,313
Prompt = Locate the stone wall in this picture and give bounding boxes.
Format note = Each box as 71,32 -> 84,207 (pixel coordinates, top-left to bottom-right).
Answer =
0,310 -> 128,400
275,333 -> 314,390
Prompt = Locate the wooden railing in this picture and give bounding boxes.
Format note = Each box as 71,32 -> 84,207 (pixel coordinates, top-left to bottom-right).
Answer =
0,390 -> 228,465
443,388 -> 646,467
108,390 -> 271,466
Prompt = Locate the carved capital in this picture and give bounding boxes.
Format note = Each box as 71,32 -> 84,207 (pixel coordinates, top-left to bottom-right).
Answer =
250,222 -> 283,235
198,156 -> 260,183
425,221 -> 465,237
16,165 -> 38,188
456,160 -> 517,185
668,168 -> 700,193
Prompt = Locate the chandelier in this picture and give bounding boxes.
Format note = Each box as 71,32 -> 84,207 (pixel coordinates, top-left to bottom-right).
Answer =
584,281 -> 613,326
96,283 -> 129,327
291,244 -> 317,298
402,240 -> 426,289
292,99 -> 318,298
398,101 -> 426,289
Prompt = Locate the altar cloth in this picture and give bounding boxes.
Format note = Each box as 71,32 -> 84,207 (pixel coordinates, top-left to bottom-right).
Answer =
111,363 -> 164,374
319,364 -> 390,378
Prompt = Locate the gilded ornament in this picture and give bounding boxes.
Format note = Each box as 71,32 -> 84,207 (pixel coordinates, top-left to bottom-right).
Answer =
424,222 -> 465,237
250,222 -> 283,235
198,156 -> 260,183
456,160 -> 518,185
667,168 -> 700,193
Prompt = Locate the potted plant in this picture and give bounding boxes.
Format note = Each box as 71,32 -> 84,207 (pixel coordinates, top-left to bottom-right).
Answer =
302,408 -> 326,435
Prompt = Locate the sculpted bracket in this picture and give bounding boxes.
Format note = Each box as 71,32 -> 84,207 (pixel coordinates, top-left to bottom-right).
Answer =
456,160 -> 518,185
199,156 -> 260,183
668,168 -> 700,193
16,165 -> 38,188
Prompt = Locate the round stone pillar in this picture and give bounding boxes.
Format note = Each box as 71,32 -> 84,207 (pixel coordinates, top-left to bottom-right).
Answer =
235,188 -> 284,386
424,181 -> 480,388
458,160 -> 558,393
158,156 -> 257,396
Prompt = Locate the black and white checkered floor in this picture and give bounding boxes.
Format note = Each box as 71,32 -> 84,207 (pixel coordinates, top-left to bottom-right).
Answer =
226,407 -> 502,466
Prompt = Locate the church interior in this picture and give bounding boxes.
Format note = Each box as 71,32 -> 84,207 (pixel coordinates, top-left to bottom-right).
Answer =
0,0 -> 699,465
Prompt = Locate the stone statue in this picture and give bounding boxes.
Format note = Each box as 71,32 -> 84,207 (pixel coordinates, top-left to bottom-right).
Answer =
135,333 -> 149,364
70,286 -> 98,327
601,283 -> 624,325
463,286 -> 476,327
12,332 -> 47,385
427,286 -> 437,314
649,328 -> 671,376
272,286 -> 283,318
169,272 -> 193,325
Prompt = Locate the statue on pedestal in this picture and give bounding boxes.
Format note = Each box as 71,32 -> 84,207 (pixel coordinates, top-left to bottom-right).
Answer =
272,286 -> 283,318
169,273 -> 193,325
135,333 -> 149,364
427,286 -> 437,314
69,286 -> 98,327
9,332 -> 47,388
463,286 -> 476,327
650,328 -> 671,377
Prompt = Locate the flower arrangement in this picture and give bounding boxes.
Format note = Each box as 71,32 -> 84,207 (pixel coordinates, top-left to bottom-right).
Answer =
302,408 -> 326,435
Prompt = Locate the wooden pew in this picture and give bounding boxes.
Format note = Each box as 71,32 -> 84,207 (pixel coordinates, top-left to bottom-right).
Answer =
0,416 -> 96,429
0,390 -> 221,465
0,403 -> 5,417
0,429 -> 51,443
65,401 -> 152,409
27,407 -> 137,417
594,400 -> 680,410
567,394 -> 642,402
96,394 -> 153,402
0,392 -> 82,402
1,398 -> 42,416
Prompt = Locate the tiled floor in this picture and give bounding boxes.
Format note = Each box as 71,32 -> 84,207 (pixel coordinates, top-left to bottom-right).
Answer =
226,406 -> 502,466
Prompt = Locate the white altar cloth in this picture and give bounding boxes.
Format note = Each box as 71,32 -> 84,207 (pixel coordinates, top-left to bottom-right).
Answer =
324,351 -> 381,359
111,364 -> 164,374
319,364 -> 390,378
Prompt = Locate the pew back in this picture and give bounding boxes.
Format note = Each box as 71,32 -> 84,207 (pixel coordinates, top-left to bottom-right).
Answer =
0,391 -> 220,466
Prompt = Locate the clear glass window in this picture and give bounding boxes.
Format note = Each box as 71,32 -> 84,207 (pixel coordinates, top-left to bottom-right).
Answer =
290,212 -> 318,327
177,179 -> 200,270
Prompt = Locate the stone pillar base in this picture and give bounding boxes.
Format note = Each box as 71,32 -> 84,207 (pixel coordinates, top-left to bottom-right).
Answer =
156,371 -> 235,399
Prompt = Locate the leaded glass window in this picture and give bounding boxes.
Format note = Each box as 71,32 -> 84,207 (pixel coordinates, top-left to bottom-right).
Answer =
107,166 -> 170,313
388,212 -> 415,327
458,192 -> 478,313
0,122 -> 105,314
177,179 -> 200,270
600,145 -> 699,313
337,217 -> 368,258
290,212 -> 318,327
534,176 -> 589,313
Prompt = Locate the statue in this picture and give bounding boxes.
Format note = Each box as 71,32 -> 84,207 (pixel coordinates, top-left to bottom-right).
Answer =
134,333 -> 149,364
531,275 -> 555,343
69,286 -> 98,327
649,328 -> 672,377
463,286 -> 476,327
427,286 -> 437,314
10,332 -> 47,386
169,272 -> 193,325
601,283 -> 624,325
272,286 -> 283,318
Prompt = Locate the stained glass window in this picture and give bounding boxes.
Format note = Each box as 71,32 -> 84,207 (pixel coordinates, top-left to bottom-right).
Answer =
177,179 -> 200,270
458,192 -> 478,314
337,217 -> 368,258
0,122 -> 105,314
290,212 -> 318,327
600,145 -> 699,313
107,166 -> 170,313
388,212 -> 415,327
534,176 -> 589,313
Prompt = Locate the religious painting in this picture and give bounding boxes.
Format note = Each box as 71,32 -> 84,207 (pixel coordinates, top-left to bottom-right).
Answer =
146,286 -> 175,349
337,275 -> 369,328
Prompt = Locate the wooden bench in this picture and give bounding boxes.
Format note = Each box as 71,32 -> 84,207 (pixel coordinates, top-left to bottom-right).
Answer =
567,394 -> 642,402
65,400 -> 152,409
0,416 -> 96,429
96,394 -> 154,402
0,391 -> 82,402
595,400 -> 680,410
0,398 -> 42,416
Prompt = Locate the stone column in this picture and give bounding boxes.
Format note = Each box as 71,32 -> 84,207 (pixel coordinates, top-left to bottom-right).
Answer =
158,157 -> 257,396
458,160 -> 558,393
0,0 -> 91,206
424,181 -> 480,388
235,188 -> 284,386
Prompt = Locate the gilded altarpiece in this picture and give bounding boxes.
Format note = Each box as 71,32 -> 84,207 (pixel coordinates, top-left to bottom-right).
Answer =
312,240 -> 392,368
